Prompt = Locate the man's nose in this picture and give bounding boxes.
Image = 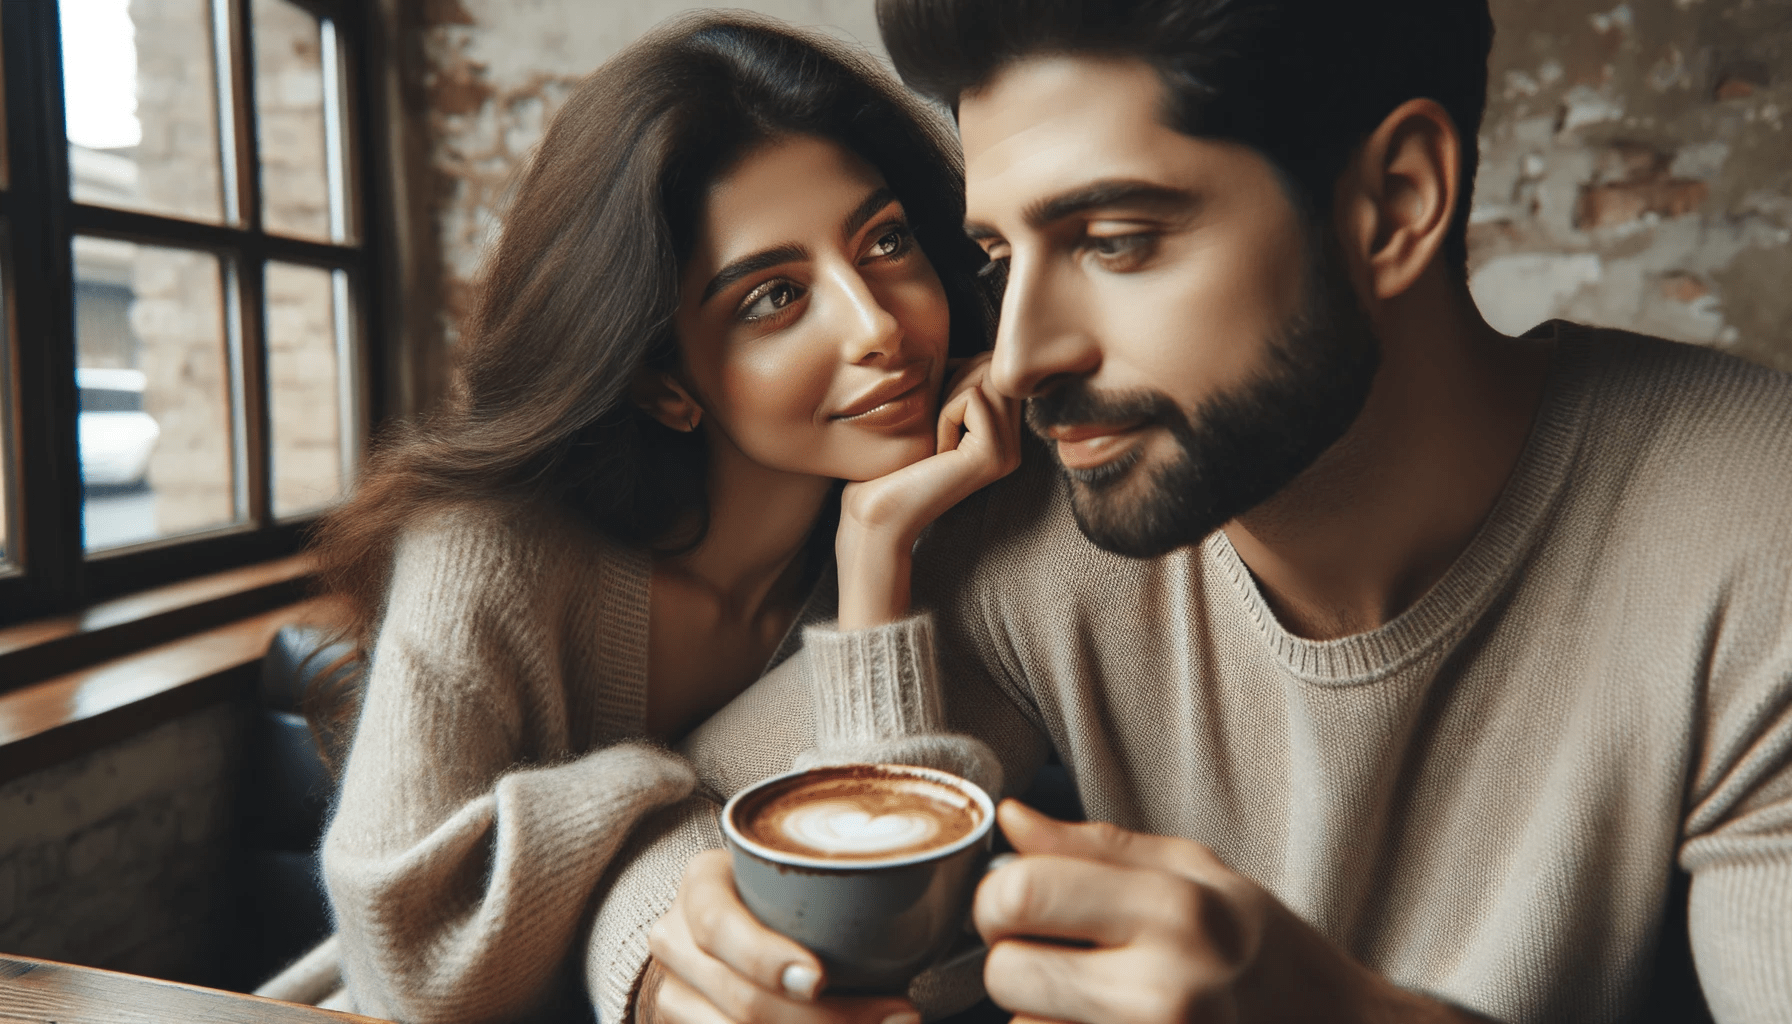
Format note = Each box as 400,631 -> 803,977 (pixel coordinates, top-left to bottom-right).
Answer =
832,264 -> 904,364
989,259 -> 1100,400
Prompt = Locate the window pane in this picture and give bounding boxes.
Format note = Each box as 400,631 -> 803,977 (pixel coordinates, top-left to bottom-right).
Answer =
63,0 -> 226,223
0,230 -> 12,569
254,0 -> 342,242
266,261 -> 345,517
74,237 -> 240,551
0,15 -> 11,189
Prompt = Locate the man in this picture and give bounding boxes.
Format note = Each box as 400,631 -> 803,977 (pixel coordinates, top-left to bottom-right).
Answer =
610,1 -> 1792,1022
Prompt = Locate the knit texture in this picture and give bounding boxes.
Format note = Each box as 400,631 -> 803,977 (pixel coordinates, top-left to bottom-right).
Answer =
593,325 -> 1792,1024
585,610 -> 1032,1024
320,499 -> 858,1024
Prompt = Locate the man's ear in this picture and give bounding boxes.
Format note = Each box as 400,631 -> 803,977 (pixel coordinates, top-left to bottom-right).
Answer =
631,370 -> 705,432
1334,98 -> 1461,304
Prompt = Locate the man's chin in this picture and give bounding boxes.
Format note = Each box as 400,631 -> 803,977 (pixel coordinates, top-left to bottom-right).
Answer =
1059,457 -> 1227,560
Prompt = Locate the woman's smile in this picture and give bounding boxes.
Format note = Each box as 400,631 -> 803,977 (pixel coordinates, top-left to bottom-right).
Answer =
831,363 -> 934,430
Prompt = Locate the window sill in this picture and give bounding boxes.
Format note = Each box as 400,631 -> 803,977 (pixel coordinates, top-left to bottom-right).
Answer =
0,556 -> 338,785
0,554 -> 313,692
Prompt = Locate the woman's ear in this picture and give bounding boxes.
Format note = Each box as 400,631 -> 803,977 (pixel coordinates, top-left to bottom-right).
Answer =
631,370 -> 705,432
1333,97 -> 1461,304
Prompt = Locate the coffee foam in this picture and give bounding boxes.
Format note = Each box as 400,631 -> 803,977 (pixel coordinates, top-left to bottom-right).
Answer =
733,766 -> 982,862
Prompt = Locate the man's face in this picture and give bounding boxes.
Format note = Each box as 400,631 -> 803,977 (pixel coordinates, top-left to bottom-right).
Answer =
960,56 -> 1379,557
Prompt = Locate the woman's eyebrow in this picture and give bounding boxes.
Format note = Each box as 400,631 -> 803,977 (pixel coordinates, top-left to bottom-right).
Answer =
699,187 -> 901,306
701,243 -> 808,304
842,186 -> 899,240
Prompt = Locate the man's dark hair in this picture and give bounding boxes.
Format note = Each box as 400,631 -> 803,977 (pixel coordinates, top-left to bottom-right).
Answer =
877,0 -> 1495,274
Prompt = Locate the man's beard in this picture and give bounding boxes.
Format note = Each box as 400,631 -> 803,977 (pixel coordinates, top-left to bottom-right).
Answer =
1025,233 -> 1381,559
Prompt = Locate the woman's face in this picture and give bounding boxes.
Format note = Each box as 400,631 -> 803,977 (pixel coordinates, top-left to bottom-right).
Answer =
672,135 -> 952,482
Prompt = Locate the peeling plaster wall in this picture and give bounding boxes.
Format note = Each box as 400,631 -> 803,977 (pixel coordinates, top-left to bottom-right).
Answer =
1471,0 -> 1792,370
402,0 -> 1792,381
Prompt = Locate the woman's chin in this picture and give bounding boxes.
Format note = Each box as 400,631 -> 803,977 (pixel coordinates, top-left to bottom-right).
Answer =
835,433 -> 937,482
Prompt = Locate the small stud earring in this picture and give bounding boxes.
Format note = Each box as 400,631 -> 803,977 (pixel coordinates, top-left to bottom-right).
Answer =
685,409 -> 701,432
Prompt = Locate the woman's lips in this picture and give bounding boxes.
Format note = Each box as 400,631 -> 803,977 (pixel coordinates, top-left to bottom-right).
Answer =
833,379 -> 931,431
1046,422 -> 1147,470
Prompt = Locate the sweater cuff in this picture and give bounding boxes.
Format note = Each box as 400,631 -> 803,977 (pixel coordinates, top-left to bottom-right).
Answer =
802,613 -> 946,746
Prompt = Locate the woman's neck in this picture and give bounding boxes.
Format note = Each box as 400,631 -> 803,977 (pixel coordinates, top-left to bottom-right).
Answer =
665,431 -> 834,622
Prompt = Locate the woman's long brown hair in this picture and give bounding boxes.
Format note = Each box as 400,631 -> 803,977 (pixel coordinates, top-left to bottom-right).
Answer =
303,13 -> 990,769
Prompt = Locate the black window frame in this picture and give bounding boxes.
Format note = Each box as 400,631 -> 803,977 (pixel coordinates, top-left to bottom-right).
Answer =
0,0 -> 390,625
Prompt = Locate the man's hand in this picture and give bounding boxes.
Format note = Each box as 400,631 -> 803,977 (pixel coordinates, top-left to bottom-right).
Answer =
978,802 -> 1496,1024
642,849 -> 921,1024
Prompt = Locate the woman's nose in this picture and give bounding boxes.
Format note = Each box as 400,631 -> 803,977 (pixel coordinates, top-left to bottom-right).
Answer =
829,266 -> 904,364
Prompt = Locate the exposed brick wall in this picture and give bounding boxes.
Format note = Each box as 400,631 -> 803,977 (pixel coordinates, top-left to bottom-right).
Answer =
0,705 -> 243,985
132,0 -> 346,534
398,0 -> 1792,388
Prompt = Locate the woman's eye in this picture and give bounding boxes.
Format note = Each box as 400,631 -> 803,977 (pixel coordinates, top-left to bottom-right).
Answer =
867,225 -> 913,260
740,280 -> 806,322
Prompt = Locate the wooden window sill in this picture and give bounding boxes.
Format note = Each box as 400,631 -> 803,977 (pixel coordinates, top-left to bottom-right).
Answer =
0,554 -> 314,693
0,555 -> 342,785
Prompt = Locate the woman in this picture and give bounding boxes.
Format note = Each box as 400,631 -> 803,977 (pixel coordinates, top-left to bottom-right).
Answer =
291,13 -> 1016,1024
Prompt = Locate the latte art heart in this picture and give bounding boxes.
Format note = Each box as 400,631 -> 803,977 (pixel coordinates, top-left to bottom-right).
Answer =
731,765 -> 985,862
781,800 -> 940,855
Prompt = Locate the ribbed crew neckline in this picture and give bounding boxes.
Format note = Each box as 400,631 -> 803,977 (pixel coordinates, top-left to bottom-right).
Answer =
1207,322 -> 1596,686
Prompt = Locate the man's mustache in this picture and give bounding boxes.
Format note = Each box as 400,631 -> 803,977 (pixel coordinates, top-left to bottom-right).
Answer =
1024,380 -> 1185,436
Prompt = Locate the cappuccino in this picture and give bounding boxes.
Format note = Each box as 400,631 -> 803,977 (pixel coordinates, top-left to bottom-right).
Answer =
731,764 -> 983,862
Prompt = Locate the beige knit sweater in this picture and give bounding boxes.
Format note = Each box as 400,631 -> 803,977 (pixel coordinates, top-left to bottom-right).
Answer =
317,501 -> 859,1024
587,325 -> 1792,1024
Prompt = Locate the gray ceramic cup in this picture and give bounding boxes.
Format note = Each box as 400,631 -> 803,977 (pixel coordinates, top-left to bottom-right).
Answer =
721,763 -> 996,993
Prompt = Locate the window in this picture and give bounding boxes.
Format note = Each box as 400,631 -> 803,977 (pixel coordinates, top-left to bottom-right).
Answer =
0,0 -> 384,625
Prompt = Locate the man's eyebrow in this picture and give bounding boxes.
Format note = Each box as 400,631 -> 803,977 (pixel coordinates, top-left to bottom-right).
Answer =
843,186 -> 900,240
701,243 -> 808,305
1023,179 -> 1198,231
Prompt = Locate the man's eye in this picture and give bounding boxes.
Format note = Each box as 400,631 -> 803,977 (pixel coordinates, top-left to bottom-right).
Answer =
740,280 -> 806,321
977,256 -> 1009,293
1087,232 -> 1158,270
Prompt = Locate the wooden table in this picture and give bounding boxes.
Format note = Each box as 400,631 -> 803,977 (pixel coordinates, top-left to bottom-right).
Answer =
0,955 -> 387,1024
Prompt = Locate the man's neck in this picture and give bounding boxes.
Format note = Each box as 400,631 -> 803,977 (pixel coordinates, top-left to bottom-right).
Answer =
1222,270 -> 1555,641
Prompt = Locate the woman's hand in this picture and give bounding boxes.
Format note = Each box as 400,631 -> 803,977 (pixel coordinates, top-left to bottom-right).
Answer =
836,353 -> 1022,629
641,851 -> 918,1024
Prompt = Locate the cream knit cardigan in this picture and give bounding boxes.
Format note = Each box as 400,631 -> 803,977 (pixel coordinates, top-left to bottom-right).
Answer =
305,501 -> 806,1023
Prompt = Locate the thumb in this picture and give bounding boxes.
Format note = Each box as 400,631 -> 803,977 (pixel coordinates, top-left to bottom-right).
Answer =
996,799 -> 1098,856
996,800 -> 1227,879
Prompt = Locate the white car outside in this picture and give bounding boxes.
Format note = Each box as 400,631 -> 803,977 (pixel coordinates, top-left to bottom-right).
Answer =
78,367 -> 161,488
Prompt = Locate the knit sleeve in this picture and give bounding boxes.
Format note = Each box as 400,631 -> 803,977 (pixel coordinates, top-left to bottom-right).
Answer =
586,796 -> 725,1024
1678,548 -> 1792,1023
321,513 -> 696,1024
797,614 -> 1004,797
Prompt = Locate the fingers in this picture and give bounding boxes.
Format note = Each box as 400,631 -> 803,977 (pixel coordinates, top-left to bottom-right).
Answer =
974,853 -> 1214,948
649,853 -> 920,1024
985,941 -> 1238,1024
942,352 -> 994,399
937,386 -> 972,454
997,801 -> 1229,882
654,960 -> 914,1024
661,851 -> 824,999
655,968 -> 739,1024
